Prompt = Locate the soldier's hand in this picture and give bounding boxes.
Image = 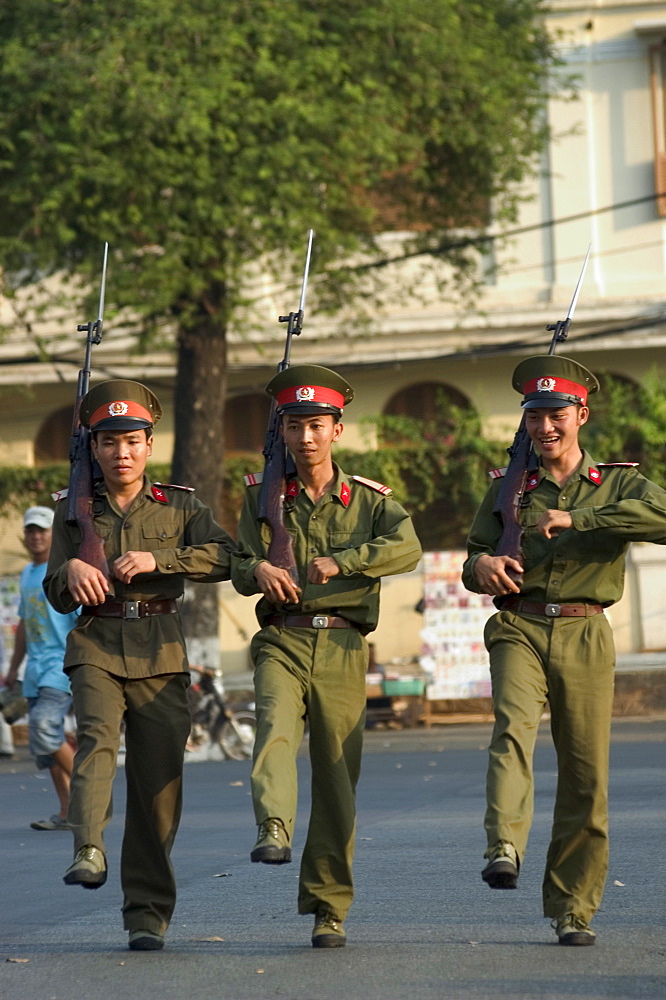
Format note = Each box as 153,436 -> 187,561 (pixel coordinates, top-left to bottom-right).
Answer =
307,557 -> 340,585
253,561 -> 301,604
535,510 -> 573,539
66,558 -> 111,605
113,551 -> 157,584
474,554 -> 523,596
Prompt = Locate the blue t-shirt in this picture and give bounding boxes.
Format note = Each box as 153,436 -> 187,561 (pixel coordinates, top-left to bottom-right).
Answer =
18,562 -> 78,697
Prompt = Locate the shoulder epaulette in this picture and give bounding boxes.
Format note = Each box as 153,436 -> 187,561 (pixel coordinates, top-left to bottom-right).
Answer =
151,483 -> 195,504
351,475 -> 392,496
596,463 -> 640,468
488,467 -> 507,480
243,471 -> 264,487
153,482 -> 196,492
51,487 -> 69,502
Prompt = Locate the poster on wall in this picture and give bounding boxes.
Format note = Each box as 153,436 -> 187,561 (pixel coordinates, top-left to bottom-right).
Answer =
419,551 -> 496,700
0,575 -> 21,663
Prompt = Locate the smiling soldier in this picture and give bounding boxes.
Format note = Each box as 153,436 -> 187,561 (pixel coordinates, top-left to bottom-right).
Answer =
462,356 -> 666,946
44,379 -> 235,952
231,364 -> 421,948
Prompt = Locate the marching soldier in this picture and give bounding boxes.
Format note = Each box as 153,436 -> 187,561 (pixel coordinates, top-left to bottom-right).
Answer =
231,365 -> 421,947
462,356 -> 666,945
44,379 -> 235,951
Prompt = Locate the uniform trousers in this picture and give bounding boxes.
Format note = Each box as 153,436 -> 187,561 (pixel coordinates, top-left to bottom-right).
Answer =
483,610 -> 615,923
68,665 -> 191,934
250,624 -> 368,919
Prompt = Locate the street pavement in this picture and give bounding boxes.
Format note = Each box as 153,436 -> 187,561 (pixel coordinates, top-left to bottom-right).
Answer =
1,718 -> 665,1000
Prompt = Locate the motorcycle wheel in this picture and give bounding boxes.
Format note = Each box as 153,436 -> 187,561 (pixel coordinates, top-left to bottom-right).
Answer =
216,710 -> 257,760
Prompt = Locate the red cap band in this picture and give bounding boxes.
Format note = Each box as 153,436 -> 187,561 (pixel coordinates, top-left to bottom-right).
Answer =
276,385 -> 346,410
522,376 -> 588,404
89,400 -> 154,427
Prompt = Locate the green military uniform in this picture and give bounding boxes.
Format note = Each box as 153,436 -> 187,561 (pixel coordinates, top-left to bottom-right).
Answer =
462,358 -> 666,929
44,379 -> 235,939
231,365 -> 421,925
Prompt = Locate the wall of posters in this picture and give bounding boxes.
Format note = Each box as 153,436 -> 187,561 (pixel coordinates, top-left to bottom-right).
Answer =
419,551 -> 496,700
0,575 -> 21,665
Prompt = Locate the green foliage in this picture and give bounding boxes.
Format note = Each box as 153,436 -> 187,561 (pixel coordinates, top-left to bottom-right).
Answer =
585,369 -> 666,484
0,0 -> 564,316
361,397 -> 506,550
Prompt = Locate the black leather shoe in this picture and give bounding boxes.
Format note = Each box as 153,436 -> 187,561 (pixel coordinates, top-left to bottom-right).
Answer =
250,818 -> 291,864
482,841 -> 519,889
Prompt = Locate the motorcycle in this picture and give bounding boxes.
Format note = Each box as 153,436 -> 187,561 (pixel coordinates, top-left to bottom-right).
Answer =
187,667 -> 256,760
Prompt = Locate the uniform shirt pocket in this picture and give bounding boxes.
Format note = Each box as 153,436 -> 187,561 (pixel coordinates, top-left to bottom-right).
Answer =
328,530 -> 368,550
141,524 -> 181,547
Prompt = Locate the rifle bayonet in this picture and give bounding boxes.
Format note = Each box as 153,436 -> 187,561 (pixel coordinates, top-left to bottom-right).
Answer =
258,231 -> 316,584
65,243 -> 111,583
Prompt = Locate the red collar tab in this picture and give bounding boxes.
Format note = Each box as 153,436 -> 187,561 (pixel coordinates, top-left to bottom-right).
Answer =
285,480 -> 299,498
489,467 -> 507,480
151,486 -> 168,504
276,384 -> 346,410
525,473 -> 540,492
588,467 -> 603,486
522,375 -> 588,405
340,482 -> 351,507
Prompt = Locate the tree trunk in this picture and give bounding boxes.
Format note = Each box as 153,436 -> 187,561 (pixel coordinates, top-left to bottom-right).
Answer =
171,319 -> 228,670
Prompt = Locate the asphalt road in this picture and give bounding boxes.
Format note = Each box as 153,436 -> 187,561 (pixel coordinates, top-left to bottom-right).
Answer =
1,718 -> 665,1000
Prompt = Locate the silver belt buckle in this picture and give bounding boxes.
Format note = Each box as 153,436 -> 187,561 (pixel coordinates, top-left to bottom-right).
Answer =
545,603 -> 561,617
312,615 -> 329,629
124,601 -> 140,620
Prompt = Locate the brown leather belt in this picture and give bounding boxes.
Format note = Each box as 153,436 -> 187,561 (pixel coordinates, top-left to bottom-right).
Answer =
499,597 -> 604,618
267,614 -> 358,630
81,599 -> 179,620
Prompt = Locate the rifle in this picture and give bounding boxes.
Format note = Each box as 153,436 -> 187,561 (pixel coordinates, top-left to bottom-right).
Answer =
493,246 -> 591,582
65,243 -> 111,582
257,229 -> 315,585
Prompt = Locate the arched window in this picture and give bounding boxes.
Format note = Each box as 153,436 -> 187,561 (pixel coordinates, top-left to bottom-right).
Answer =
34,406 -> 73,464
381,381 -> 472,446
224,393 -> 271,454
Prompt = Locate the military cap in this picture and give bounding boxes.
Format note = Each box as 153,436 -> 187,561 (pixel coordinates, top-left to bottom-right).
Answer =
80,379 -> 162,431
266,364 -> 354,416
512,355 -> 599,409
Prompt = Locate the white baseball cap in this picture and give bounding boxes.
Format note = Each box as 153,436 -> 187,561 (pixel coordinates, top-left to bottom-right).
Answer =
23,506 -> 54,529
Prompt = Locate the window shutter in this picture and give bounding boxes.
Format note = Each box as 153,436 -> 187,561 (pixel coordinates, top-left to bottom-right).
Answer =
656,152 -> 666,218
650,44 -> 666,217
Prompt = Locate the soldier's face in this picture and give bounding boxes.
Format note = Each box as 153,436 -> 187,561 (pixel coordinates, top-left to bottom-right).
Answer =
91,429 -> 153,492
281,413 -> 342,467
525,404 -> 588,463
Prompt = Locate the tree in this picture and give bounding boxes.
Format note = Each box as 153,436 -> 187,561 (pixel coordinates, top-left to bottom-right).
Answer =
0,0 -> 564,659
585,370 -> 666,483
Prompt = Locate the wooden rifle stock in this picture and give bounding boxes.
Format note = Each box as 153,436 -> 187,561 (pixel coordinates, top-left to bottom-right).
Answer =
258,398 -> 299,584
65,243 -> 111,583
492,413 -> 532,583
257,230 -> 314,586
